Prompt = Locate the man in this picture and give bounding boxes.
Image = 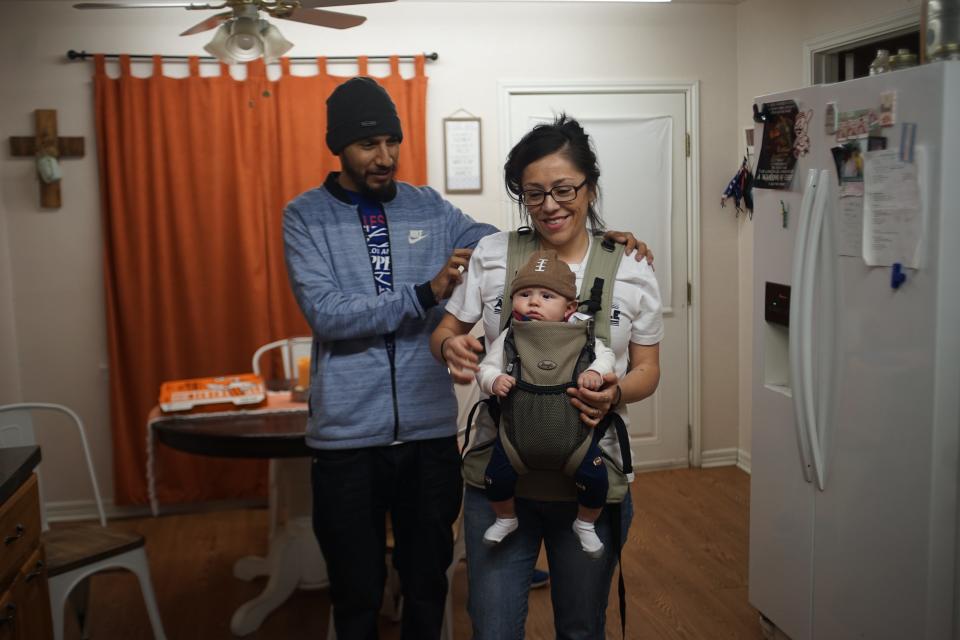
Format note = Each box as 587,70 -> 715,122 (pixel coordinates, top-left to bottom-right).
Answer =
283,76 -> 496,640
283,77 -> 647,639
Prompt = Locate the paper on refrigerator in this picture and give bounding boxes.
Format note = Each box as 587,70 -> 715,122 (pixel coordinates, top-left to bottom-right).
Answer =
862,149 -> 925,268
838,197 -> 863,257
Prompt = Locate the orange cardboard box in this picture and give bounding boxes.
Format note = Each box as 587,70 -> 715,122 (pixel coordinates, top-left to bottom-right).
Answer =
159,373 -> 266,412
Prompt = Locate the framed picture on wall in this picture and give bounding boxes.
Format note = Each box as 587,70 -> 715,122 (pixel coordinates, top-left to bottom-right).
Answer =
443,117 -> 482,194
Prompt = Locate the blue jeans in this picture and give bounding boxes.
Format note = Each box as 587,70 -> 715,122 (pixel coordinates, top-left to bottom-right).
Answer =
463,485 -> 633,640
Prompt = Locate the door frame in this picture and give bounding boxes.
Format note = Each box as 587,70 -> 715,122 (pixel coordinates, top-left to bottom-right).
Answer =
801,6 -> 919,86
497,79 -> 702,467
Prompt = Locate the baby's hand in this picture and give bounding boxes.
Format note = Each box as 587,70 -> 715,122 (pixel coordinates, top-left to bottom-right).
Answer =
578,370 -> 603,391
492,375 -> 516,397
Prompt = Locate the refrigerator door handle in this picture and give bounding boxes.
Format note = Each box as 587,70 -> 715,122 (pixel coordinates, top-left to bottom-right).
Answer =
801,170 -> 831,491
789,169 -> 819,484
815,169 -> 837,490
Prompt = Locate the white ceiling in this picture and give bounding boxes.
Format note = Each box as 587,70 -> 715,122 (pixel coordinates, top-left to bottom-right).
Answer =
34,0 -> 744,4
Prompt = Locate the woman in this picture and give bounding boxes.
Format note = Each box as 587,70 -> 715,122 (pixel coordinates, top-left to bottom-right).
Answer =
430,115 -> 663,639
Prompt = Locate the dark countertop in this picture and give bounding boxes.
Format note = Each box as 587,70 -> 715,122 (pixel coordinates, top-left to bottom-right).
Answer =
0,446 -> 41,505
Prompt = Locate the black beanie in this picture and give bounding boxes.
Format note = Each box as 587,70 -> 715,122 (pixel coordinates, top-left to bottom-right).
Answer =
326,77 -> 403,154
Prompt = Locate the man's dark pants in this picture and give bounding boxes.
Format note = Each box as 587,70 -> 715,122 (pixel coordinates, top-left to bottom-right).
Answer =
311,436 -> 463,640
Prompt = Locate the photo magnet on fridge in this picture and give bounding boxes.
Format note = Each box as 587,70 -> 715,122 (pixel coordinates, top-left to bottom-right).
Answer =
837,109 -> 878,142
831,140 -> 866,197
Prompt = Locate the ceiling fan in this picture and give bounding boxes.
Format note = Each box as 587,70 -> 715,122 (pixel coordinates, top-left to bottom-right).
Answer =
73,0 -> 397,63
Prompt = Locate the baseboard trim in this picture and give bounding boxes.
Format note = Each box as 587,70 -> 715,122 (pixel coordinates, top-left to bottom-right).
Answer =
632,458 -> 689,473
699,447 -> 752,473
46,498 -> 267,523
736,449 -> 751,474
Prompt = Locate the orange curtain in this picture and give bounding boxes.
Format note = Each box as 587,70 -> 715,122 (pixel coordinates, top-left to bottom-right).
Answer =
94,54 -> 428,505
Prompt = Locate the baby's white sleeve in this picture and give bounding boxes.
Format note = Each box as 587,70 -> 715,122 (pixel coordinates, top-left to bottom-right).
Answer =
587,339 -> 617,377
477,331 -> 507,395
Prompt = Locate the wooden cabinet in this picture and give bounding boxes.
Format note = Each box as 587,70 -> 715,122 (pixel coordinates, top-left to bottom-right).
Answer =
0,475 -> 52,640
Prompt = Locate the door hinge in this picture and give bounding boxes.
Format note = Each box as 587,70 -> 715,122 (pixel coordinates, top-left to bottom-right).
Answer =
687,281 -> 692,305
685,132 -> 691,157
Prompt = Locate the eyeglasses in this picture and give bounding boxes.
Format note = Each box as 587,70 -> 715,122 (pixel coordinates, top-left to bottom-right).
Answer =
520,180 -> 588,207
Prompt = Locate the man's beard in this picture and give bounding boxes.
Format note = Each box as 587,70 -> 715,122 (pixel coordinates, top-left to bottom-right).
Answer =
342,163 -> 397,201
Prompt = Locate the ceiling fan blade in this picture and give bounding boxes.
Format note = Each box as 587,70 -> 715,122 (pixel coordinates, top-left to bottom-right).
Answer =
180,11 -> 232,35
280,8 -> 366,29
74,2 -> 204,8
298,0 -> 396,8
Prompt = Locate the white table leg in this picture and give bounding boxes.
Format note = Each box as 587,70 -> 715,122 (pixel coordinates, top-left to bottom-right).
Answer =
230,457 -> 328,636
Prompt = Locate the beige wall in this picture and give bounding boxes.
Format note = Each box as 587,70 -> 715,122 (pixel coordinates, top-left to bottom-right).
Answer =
1,1 -> 741,510
734,0 -> 922,461
0,198 -> 20,405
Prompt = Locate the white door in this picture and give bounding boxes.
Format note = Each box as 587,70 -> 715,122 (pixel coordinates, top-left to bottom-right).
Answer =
503,84 -> 691,469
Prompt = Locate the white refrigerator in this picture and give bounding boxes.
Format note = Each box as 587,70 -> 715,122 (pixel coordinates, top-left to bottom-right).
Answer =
749,61 -> 960,640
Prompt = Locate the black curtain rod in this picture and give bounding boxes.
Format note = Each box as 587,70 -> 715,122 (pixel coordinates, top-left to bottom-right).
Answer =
66,49 -> 439,63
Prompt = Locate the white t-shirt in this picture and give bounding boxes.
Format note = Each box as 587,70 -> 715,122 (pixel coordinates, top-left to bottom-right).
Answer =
445,231 -> 664,468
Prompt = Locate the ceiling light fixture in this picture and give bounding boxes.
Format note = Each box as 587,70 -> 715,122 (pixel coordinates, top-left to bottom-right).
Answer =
204,18 -> 294,64
203,4 -> 293,65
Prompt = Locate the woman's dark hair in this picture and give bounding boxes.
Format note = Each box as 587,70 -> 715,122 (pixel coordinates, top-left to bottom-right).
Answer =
503,113 -> 605,230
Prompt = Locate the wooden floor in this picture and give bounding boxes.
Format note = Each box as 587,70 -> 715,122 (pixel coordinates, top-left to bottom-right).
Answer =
58,466 -> 762,639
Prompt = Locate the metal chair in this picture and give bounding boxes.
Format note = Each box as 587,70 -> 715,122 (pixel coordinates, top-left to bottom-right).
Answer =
249,337 -> 312,546
0,403 -> 167,640
251,336 -> 312,388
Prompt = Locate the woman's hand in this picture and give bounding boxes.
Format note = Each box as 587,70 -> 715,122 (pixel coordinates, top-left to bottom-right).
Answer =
601,231 -> 655,268
567,371 -> 619,427
441,333 -> 483,384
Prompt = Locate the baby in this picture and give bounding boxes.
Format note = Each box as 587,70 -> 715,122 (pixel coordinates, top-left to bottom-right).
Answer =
477,250 -> 615,558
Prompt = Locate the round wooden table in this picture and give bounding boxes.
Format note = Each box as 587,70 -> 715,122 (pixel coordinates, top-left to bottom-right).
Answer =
152,412 -> 313,459
150,408 -> 326,637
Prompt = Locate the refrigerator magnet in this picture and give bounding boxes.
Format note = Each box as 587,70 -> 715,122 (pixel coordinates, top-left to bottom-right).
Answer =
793,109 -> 813,158
825,102 -> 837,135
878,91 -> 897,127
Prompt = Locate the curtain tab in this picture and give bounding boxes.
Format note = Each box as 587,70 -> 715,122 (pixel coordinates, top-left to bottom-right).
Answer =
94,53 -> 106,78
280,57 -> 291,76
152,55 -> 163,77
188,56 -> 200,77
247,59 -> 266,78
316,56 -> 328,77
389,55 -> 400,77
415,54 -> 425,78
357,55 -> 369,76
119,54 -> 132,77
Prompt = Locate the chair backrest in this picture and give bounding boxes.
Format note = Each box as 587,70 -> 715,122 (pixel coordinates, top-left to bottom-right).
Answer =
0,403 -> 107,529
251,337 -> 312,384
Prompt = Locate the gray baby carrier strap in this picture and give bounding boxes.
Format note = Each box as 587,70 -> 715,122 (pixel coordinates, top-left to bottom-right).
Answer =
460,227 -> 633,490
500,227 -> 623,346
498,320 -> 597,477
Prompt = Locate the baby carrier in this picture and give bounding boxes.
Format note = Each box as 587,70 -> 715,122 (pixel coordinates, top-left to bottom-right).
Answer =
498,317 -> 599,477
462,228 -> 634,496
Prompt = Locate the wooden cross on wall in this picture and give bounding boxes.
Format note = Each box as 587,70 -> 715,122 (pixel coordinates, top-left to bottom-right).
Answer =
8,109 -> 85,209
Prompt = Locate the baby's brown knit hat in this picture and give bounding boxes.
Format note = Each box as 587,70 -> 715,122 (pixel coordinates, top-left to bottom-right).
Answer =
510,250 -> 577,300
